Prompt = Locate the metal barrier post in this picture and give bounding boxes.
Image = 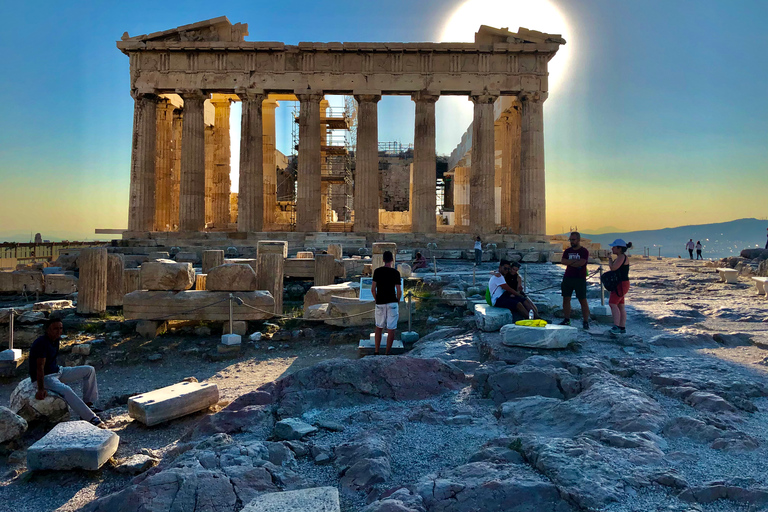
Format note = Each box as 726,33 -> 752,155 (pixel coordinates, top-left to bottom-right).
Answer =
599,267 -> 605,306
473,265 -> 476,286
228,293 -> 234,335
407,291 -> 412,332
8,309 -> 13,351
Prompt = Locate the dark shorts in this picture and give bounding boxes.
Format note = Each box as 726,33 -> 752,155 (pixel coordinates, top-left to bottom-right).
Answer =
562,277 -> 587,300
494,291 -> 526,310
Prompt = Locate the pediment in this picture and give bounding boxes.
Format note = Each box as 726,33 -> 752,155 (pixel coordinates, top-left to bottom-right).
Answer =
121,16 -> 248,43
475,25 -> 565,45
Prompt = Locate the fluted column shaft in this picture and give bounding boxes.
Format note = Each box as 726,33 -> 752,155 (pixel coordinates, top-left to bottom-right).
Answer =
519,92 -> 547,235
211,99 -> 232,228
128,92 -> 158,232
354,94 -> 381,233
170,109 -> 182,230
204,124 -> 214,226
469,94 -> 498,234
411,92 -> 438,233
501,104 -> 522,232
179,91 -> 207,232
296,93 -> 323,232
237,91 -> 265,232
263,100 -> 278,228
154,100 -> 175,231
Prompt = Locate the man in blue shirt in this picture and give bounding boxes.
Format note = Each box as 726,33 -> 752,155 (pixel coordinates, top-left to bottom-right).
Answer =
29,318 -> 105,428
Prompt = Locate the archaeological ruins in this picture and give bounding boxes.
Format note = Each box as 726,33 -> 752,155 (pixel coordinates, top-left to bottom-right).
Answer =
117,17 -> 564,245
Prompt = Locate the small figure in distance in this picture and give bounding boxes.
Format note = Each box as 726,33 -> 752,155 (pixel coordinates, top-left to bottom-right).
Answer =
412,251 -> 428,271
29,318 -> 107,429
695,241 -> 703,260
764,227 -> 768,250
607,239 -> 632,335
474,236 -> 483,266
371,250 -> 402,355
560,231 -> 591,330
686,239 -> 695,259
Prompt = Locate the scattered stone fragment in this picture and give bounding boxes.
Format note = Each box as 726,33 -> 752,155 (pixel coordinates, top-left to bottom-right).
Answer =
71,343 -> 92,356
9,378 -> 70,424
242,487 -> 340,512
0,406 -> 27,443
27,420 -> 119,471
116,454 -> 158,474
474,303 -> 513,331
274,418 -> 318,440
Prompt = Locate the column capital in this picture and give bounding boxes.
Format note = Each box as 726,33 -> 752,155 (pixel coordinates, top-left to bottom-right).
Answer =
354,93 -> 382,103
176,89 -> 208,102
209,97 -> 232,108
295,92 -> 324,102
469,93 -> 499,105
130,89 -> 159,101
235,88 -> 266,102
518,91 -> 548,104
411,91 -> 439,103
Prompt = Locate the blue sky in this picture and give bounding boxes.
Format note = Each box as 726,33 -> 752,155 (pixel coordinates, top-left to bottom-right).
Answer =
0,0 -> 766,239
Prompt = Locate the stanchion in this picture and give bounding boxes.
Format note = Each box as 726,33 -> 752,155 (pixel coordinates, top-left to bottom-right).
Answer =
0,309 -> 21,373
220,293 -> 241,347
401,290 -> 419,346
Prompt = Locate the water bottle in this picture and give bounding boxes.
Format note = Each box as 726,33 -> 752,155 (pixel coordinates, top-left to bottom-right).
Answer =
528,309 -> 534,320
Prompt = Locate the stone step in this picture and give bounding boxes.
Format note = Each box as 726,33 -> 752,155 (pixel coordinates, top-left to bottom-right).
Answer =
242,487 -> 340,512
358,338 -> 405,356
500,323 -> 578,349
128,381 -> 219,426
27,420 -> 119,471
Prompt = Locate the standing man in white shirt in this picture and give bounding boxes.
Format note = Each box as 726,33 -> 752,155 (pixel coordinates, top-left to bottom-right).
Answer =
685,239 -> 695,259
474,237 -> 483,266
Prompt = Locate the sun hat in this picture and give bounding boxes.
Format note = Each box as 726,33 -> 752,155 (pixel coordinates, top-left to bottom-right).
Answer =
609,239 -> 627,248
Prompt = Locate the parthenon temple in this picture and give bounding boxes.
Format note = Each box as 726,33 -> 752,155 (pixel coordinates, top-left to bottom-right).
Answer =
118,17 -> 564,241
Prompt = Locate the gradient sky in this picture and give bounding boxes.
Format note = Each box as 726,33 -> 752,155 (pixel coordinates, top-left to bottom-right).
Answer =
1,0 -> 766,240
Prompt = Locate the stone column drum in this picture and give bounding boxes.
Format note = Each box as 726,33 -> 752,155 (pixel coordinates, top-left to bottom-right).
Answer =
169,109 -> 183,231
262,99 -> 278,228
211,98 -> 232,228
127,92 -> 158,232
204,124 -> 215,226
237,90 -> 265,232
354,94 -> 381,233
296,93 -> 323,232
77,248 -> 107,315
123,268 -> 141,295
411,92 -> 438,234
106,253 -> 125,308
178,91 -> 207,232
202,250 -> 225,274
519,92 -> 547,235
469,94 -> 498,234
256,252 -> 284,315
314,254 -> 336,286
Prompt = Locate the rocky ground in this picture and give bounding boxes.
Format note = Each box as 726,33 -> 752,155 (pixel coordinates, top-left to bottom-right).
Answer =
1,257 -> 768,512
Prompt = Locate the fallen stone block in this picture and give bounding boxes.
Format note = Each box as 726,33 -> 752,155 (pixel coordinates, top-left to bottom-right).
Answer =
135,320 -> 167,339
242,487 -> 340,512
12,271 -> 44,293
206,263 -> 258,291
71,343 -> 92,356
148,251 -> 170,260
44,274 -> 78,295
303,282 -> 358,309
128,381 -> 220,426
441,289 -> 467,307
140,260 -> 195,291
174,252 -> 199,264
9,377 -> 69,423
474,303 -> 513,332
115,453 -> 159,474
124,290 -> 275,322
0,406 -> 27,443
500,323 -> 578,349
27,420 -> 119,470
33,300 -> 74,312
274,418 -> 318,440
397,263 -> 412,278
17,311 -> 45,324
0,272 -> 13,293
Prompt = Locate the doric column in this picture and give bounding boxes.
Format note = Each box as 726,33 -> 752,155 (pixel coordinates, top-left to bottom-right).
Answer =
127,92 -> 158,232
296,92 -> 323,232
211,98 -> 231,228
237,90 -> 265,232
353,94 -> 381,233
154,99 -> 175,231
178,90 -> 207,232
204,124 -> 214,226
170,109 -> 182,231
501,103 -> 522,232
411,92 -> 438,233
519,92 -> 547,235
262,99 -> 278,228
469,93 -> 498,234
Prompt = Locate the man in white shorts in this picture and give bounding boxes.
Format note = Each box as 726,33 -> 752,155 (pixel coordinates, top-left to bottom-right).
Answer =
371,250 -> 402,355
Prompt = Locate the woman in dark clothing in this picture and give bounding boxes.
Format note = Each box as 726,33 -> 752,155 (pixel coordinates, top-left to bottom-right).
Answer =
608,239 -> 632,335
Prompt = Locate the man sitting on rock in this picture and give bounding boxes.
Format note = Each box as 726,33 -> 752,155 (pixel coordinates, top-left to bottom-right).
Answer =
504,261 -> 539,319
489,260 -> 537,319
29,318 -> 106,428
412,252 -> 428,271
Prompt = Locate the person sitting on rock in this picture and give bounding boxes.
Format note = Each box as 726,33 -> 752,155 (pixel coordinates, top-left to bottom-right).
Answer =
488,260 -> 535,318
504,261 -> 539,319
29,318 -> 106,428
412,252 -> 428,271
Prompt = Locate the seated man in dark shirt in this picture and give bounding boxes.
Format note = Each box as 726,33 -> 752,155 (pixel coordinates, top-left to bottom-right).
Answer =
29,318 -> 105,428
503,262 -> 539,319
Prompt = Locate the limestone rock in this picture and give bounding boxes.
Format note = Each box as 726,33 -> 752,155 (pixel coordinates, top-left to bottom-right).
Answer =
474,303 -> 513,332
479,361 -> 581,405
115,453 -> 159,474
206,263 -> 258,291
27,420 -> 119,471
397,263 -> 412,278
33,300 -> 74,312
274,418 -> 318,440
500,323 -> 577,349
44,274 -> 78,295
303,282 -> 358,309
335,434 -> 391,492
139,260 -> 194,291
71,343 -> 92,356
186,392 -> 275,441
242,487 -> 340,512
0,406 -> 27,443
12,271 -> 44,293
17,311 -> 45,324
128,381 -> 220,426
9,378 -> 69,423
648,332 -> 718,348
124,290 -> 275,322
441,289 -> 467,306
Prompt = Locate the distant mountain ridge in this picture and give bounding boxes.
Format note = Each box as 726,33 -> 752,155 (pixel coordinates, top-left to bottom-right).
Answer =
580,218 -> 768,259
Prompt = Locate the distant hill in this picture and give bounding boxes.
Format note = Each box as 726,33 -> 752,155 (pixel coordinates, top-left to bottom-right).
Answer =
0,231 -> 113,243
581,218 -> 768,259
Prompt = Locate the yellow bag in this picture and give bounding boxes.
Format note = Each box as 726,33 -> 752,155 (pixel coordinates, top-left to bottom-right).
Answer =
514,319 -> 548,328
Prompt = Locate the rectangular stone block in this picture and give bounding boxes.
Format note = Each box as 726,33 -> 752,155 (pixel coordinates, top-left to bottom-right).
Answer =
500,323 -> 577,349
474,303 -> 513,332
124,268 -> 141,294
33,300 -> 74,312
124,291 -> 275,322
12,271 -> 44,293
0,272 -> 13,293
358,338 -> 405,356
128,381 -> 219,426
27,420 -> 119,470
242,487 -> 340,512
303,282 -> 358,309
258,241 -> 288,258
140,260 -> 195,291
44,274 -> 78,295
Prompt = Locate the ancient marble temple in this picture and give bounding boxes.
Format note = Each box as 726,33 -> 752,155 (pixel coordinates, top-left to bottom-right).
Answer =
118,17 -> 564,236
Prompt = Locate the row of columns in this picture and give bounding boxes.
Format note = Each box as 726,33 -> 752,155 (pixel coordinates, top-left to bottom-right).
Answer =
128,89 -> 546,236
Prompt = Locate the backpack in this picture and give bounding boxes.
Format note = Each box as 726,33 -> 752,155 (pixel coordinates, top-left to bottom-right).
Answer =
601,270 -> 620,292
485,287 -> 492,306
